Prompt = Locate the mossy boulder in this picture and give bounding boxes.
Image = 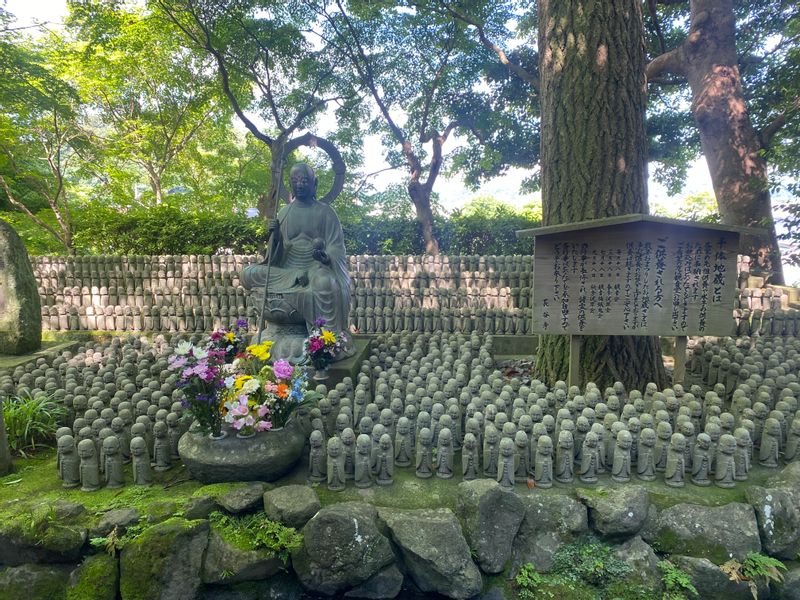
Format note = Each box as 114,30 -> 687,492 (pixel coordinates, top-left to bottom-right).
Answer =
0,503 -> 87,565
576,485 -> 650,539
199,573 -> 304,600
0,564 -> 70,600
642,502 -> 761,564
195,482 -> 272,514
611,536 -> 662,594
671,555 -> 770,600
378,507 -> 482,600
0,220 -> 41,355
746,485 -> 800,559
67,553 -> 119,600
263,485 -> 320,529
454,479 -> 524,574
291,502 -> 395,596
511,493 -> 588,572
119,517 -> 209,600
202,528 -> 282,585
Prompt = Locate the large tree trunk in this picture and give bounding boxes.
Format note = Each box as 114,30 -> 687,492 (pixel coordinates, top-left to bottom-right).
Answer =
535,0 -> 668,390
646,0 -> 784,283
408,181 -> 440,255
684,0 -> 783,283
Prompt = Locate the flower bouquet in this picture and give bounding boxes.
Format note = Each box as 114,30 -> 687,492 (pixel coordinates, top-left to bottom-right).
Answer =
206,318 -> 249,362
222,341 -> 316,435
304,318 -> 348,374
168,340 -> 226,437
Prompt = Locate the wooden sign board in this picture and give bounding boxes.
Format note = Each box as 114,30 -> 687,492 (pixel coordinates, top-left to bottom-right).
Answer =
519,216 -> 742,337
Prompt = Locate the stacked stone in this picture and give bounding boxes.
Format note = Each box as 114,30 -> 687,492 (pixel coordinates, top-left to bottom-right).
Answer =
0,334 -> 194,491
313,331 -> 800,492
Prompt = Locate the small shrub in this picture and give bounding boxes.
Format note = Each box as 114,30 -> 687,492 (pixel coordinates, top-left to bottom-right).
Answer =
721,553 -> 786,600
2,392 -> 66,455
515,563 -> 543,599
552,537 -> 632,587
658,560 -> 698,600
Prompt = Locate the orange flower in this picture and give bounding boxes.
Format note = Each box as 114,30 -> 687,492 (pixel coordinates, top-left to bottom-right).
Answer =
276,383 -> 290,399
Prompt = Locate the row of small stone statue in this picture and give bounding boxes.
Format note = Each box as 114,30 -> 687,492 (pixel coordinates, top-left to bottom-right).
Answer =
731,308 -> 800,338
307,392 -> 799,491
689,336 -> 800,399
736,287 -> 793,311
55,399 -> 189,491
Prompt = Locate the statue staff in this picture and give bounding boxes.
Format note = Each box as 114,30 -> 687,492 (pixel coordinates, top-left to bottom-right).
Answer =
257,152 -> 296,337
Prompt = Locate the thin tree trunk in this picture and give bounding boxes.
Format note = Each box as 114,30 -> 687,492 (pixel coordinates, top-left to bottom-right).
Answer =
408,181 -> 440,255
535,0 -> 668,390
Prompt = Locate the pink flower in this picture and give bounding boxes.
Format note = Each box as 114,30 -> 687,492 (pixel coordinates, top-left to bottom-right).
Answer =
256,405 -> 270,417
263,381 -> 278,393
231,419 -> 244,430
273,360 -> 294,380
308,338 -> 324,353
255,420 -> 272,432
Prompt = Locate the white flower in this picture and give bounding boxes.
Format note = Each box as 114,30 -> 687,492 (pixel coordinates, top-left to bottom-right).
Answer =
175,341 -> 193,356
242,379 -> 260,394
193,347 -> 208,360
224,376 -> 236,389
222,363 -> 236,375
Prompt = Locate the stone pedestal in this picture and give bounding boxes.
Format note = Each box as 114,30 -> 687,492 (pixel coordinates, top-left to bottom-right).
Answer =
254,322 -> 308,363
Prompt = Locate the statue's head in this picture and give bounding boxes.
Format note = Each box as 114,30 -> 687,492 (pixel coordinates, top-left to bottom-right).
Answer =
289,163 -> 317,202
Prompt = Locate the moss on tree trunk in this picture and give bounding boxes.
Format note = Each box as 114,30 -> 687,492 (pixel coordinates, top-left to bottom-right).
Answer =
534,0 -> 668,390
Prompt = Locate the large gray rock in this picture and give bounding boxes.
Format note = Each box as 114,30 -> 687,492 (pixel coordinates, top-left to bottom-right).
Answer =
746,486 -> 800,559
67,553 -> 119,600
576,485 -> 650,538
216,483 -> 271,514
612,536 -> 662,594
774,564 -> 800,600
642,503 -> 761,564
291,502 -> 395,596
343,564 -> 404,599
0,564 -> 70,600
199,573 -> 303,600
178,422 -> 305,483
378,507 -> 482,600
263,485 -> 320,529
0,504 -> 87,565
455,479 -> 524,574
202,529 -> 282,584
119,517 -> 209,600
671,555 -> 770,600
511,494 -> 588,572
91,508 -> 140,537
0,220 -> 41,355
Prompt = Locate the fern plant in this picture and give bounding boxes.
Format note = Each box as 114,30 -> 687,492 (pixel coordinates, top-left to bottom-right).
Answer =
721,553 -> 786,600
515,563 -> 542,599
658,560 -> 698,600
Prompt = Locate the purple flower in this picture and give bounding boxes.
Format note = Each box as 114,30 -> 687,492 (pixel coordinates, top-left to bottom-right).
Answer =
314,317 -> 327,327
273,360 -> 294,380
236,318 -> 248,329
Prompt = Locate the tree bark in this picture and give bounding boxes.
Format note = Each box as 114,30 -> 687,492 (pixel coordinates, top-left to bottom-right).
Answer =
535,0 -> 668,391
408,181 -> 440,255
646,0 -> 784,283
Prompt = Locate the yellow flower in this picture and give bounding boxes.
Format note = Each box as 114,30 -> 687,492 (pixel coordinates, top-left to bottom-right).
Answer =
246,341 -> 273,361
225,331 -> 236,342
322,330 -> 337,344
234,375 -> 252,390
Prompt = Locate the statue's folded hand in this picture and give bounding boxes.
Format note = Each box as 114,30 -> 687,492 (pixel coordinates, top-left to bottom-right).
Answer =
313,249 -> 331,265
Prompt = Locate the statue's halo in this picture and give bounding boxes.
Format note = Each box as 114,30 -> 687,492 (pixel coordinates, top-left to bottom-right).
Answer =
279,133 -> 346,205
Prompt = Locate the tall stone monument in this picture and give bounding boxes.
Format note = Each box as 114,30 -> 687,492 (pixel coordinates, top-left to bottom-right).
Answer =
0,220 -> 41,355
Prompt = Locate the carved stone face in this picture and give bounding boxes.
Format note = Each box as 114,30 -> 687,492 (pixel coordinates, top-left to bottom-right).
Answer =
289,163 -> 317,202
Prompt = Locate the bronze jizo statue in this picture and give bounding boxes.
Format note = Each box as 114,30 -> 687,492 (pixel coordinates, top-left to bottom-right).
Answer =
242,162 -> 352,362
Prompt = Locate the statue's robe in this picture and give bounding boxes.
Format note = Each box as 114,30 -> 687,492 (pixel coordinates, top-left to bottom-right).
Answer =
242,199 -> 351,334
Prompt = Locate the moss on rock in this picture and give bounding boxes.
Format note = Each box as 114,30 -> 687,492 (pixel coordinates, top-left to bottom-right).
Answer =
67,553 -> 119,600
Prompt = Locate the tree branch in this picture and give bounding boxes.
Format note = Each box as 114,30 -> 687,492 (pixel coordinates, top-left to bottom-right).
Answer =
646,45 -> 687,81
0,174 -> 67,248
759,97 -> 800,149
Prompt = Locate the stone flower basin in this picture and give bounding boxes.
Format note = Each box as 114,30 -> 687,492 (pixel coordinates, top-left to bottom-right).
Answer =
178,419 -> 306,483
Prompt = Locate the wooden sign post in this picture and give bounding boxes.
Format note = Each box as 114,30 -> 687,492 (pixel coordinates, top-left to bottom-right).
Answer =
517,215 -> 764,385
